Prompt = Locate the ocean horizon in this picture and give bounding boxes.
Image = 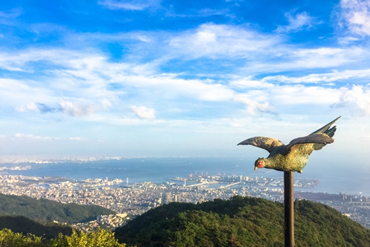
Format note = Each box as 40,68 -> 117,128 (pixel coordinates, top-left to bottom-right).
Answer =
3,157 -> 369,197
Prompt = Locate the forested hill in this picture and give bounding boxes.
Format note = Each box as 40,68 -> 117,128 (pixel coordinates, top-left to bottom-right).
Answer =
115,196 -> 370,247
0,193 -> 114,224
0,215 -> 72,239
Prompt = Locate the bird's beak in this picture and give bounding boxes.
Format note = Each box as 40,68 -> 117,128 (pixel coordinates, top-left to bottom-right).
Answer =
254,166 -> 258,171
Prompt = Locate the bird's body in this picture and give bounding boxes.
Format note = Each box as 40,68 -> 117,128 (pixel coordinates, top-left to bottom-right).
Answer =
238,117 -> 340,173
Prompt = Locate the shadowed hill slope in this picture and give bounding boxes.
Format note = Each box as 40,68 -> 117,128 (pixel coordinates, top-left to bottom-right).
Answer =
115,196 -> 370,247
0,215 -> 72,239
0,193 -> 114,224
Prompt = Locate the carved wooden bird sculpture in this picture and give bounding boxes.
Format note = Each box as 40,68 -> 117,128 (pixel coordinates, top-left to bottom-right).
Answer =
237,117 -> 340,173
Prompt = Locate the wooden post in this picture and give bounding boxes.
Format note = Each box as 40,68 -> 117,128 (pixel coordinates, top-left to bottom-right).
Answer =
284,171 -> 294,247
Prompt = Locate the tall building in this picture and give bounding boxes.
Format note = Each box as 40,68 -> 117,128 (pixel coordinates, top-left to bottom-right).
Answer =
200,195 -> 205,203
163,192 -> 172,204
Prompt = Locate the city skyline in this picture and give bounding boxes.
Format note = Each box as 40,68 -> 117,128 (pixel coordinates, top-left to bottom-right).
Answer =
0,0 -> 369,163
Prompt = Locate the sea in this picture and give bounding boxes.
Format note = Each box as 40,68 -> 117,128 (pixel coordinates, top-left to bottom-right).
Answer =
3,157 -> 370,197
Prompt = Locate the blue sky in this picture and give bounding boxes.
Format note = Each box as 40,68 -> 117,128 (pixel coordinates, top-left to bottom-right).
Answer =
0,0 -> 369,161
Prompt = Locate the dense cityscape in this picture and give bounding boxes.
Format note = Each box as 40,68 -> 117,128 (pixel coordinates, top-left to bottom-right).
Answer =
0,164 -> 369,231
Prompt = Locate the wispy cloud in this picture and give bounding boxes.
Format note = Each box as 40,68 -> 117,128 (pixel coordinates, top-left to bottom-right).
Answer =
130,105 -> 156,119
276,11 -> 315,33
59,100 -> 95,117
168,24 -> 280,59
165,8 -> 230,18
15,133 -> 52,140
263,69 -> 370,84
14,133 -> 86,141
0,22 -> 369,127
0,8 -> 22,19
234,95 -> 272,115
98,0 -> 160,10
229,76 -> 274,89
17,101 -> 96,117
0,8 -> 22,26
244,46 -> 367,73
340,0 -> 370,36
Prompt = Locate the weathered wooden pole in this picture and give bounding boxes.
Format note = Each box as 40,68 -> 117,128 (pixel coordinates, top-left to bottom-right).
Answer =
284,171 -> 294,247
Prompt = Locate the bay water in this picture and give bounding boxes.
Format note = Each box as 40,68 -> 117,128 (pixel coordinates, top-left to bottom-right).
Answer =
4,157 -> 370,197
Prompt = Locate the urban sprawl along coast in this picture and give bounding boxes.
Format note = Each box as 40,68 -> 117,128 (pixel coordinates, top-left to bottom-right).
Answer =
0,163 -> 369,231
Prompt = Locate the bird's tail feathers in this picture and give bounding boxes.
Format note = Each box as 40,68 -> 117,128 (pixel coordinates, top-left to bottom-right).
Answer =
325,126 -> 337,137
310,116 -> 340,136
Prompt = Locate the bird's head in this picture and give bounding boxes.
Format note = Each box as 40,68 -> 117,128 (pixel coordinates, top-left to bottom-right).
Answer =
254,158 -> 266,170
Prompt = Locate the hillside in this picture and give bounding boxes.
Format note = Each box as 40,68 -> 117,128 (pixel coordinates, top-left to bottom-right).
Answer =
0,215 -> 72,239
115,196 -> 370,247
0,193 -> 115,224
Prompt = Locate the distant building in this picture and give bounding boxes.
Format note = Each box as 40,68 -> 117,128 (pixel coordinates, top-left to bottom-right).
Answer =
163,192 -> 172,204
199,195 -> 205,203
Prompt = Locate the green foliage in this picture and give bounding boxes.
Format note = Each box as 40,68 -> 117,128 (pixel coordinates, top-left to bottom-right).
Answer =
0,193 -> 114,224
0,228 -> 128,247
0,228 -> 45,247
50,228 -> 126,247
115,196 -> 370,247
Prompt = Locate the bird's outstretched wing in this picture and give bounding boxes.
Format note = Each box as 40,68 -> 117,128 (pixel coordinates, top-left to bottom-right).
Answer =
285,133 -> 334,154
237,137 -> 284,153
284,116 -> 340,155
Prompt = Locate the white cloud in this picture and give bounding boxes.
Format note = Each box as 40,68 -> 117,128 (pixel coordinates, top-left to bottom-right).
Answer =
167,8 -> 231,18
68,137 -> 86,141
15,133 -> 52,140
291,47 -> 363,67
276,11 -> 315,33
0,9 -> 22,18
26,102 -> 39,111
16,100 -> 95,117
245,46 -> 366,73
130,106 -> 156,119
101,99 -> 113,109
263,69 -> 370,84
341,0 -> 370,36
230,76 -> 274,88
271,85 -> 341,105
0,48 -> 82,71
0,78 -> 54,107
168,23 -> 280,59
335,85 -> 370,115
110,74 -> 234,101
98,0 -> 160,10
15,107 -> 25,112
0,8 -> 22,26
14,133 -> 86,141
59,100 -> 95,117
338,36 -> 360,44
1,23 -> 370,128
234,95 -> 271,115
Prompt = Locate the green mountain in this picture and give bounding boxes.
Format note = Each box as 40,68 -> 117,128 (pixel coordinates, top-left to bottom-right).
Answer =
0,215 -> 72,239
115,196 -> 370,247
0,193 -> 115,224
